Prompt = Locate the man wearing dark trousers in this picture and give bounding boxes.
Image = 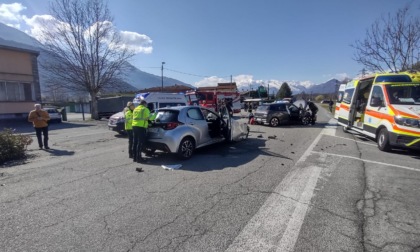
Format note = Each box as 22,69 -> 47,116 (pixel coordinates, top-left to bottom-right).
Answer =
124,102 -> 135,158
28,104 -> 51,149
132,100 -> 150,163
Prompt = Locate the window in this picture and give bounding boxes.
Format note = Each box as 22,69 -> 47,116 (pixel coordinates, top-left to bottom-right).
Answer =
155,110 -> 179,123
375,75 -> 411,83
0,81 -> 34,101
0,82 -> 6,100
385,83 -> 420,105
278,104 -> 287,111
22,83 -> 33,101
370,86 -> 384,107
343,88 -> 354,104
187,108 -> 204,120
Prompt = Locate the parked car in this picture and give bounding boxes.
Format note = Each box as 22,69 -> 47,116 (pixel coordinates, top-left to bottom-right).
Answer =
44,107 -> 62,123
253,100 -> 309,127
145,105 -> 249,159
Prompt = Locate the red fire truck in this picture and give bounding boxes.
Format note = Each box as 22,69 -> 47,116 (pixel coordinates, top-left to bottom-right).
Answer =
185,83 -> 241,113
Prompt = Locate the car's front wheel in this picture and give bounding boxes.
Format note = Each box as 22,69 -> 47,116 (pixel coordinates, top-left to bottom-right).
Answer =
270,117 -> 279,127
177,137 -> 195,159
377,128 -> 391,152
301,115 -> 310,125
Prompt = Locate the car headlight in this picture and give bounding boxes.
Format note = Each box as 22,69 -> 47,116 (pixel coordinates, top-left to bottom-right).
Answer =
394,116 -> 420,128
116,117 -> 125,123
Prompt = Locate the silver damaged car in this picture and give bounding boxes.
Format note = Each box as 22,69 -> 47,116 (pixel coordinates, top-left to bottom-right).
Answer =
145,106 -> 249,159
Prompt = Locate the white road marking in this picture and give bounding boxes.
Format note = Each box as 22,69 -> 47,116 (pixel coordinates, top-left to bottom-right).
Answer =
227,119 -> 336,252
311,151 -> 420,173
323,134 -> 377,146
276,166 -> 321,252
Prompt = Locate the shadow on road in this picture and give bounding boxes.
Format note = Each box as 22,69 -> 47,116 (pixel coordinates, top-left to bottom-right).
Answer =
43,148 -> 75,156
144,138 -> 293,172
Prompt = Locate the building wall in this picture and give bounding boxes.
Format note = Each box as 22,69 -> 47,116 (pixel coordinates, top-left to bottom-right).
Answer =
0,47 -> 41,119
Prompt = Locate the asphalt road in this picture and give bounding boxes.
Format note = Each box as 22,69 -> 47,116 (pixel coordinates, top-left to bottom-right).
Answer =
1,108 -> 419,251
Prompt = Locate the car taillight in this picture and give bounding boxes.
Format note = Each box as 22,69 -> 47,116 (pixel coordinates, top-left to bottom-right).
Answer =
164,122 -> 183,130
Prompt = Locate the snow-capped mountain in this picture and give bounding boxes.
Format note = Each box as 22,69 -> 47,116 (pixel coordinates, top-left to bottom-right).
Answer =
236,78 -> 345,96
0,22 -> 191,94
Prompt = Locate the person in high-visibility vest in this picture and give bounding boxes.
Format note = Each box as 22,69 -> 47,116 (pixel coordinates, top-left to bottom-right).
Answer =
132,99 -> 150,163
124,102 -> 135,158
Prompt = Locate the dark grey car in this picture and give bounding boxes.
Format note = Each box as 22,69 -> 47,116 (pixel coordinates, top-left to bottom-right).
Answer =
253,101 -> 302,127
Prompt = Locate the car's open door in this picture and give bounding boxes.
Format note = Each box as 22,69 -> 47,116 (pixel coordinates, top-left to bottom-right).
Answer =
219,105 -> 233,142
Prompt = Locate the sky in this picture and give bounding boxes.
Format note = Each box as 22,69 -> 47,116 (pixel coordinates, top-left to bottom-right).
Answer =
0,0 -> 419,89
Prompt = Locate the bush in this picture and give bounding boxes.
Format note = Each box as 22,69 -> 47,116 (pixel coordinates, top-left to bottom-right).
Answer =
0,128 -> 33,165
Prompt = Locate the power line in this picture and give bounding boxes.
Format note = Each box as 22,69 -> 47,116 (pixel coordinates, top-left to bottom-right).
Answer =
137,65 -> 231,79
165,67 -> 230,79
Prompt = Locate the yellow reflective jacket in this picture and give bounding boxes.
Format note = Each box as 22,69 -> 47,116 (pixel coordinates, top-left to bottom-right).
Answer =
132,105 -> 150,128
125,109 -> 133,130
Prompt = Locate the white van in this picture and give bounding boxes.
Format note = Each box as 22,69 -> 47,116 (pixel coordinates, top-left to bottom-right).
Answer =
333,84 -> 346,119
108,92 -> 187,134
336,72 -> 420,151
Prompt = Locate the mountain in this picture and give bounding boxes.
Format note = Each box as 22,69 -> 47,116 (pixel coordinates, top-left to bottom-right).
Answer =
0,22 -> 191,96
120,62 -> 191,90
236,78 -> 345,97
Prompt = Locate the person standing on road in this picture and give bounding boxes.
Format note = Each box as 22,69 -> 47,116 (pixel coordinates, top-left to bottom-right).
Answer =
124,102 -> 135,159
307,101 -> 318,125
28,104 -> 51,149
328,99 -> 334,113
132,100 -> 150,163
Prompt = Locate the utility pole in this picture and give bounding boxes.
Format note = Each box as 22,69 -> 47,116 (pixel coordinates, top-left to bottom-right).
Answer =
161,62 -> 165,92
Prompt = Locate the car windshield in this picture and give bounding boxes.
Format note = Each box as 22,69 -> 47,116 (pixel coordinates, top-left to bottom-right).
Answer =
45,109 -> 58,113
256,105 -> 269,111
385,83 -> 420,105
155,110 -> 179,122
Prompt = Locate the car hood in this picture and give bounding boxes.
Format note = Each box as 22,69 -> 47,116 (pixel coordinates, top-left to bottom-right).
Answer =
110,111 -> 125,119
293,99 -> 307,109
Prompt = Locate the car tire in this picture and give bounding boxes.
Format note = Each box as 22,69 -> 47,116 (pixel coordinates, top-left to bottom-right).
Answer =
377,128 -> 391,152
177,137 -> 195,160
342,126 -> 349,133
270,117 -> 279,127
301,115 -> 310,125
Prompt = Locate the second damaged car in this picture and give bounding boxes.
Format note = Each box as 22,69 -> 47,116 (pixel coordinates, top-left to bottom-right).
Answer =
145,106 -> 249,159
253,100 -> 315,126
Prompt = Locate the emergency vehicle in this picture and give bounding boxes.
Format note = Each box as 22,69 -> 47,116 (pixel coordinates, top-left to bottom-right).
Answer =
185,83 -> 241,113
336,72 -> 420,151
333,84 -> 347,119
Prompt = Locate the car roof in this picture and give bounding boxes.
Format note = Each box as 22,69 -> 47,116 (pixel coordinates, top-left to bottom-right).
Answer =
158,105 -> 190,111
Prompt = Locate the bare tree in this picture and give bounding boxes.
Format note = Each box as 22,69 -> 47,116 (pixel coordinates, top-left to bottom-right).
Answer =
38,0 -> 135,119
352,5 -> 420,73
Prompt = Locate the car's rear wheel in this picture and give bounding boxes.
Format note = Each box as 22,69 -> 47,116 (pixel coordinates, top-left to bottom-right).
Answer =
377,128 -> 391,152
177,137 -> 195,159
270,117 -> 279,127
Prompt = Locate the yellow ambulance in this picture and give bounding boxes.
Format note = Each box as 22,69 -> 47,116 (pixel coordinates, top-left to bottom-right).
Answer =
337,72 -> 420,151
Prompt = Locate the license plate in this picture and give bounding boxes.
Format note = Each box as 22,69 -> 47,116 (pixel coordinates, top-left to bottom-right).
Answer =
256,118 -> 261,121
